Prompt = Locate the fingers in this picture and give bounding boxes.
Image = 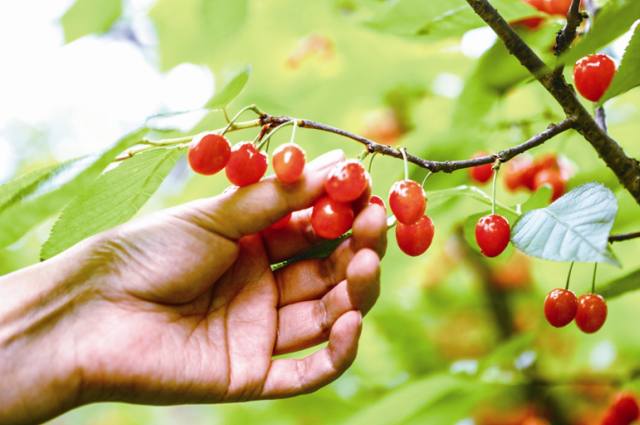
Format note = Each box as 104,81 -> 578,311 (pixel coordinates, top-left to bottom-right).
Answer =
175,150 -> 345,241
274,204 -> 387,307
274,249 -> 380,355
260,310 -> 362,399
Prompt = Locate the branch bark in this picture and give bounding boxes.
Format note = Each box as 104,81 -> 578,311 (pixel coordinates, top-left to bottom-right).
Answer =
464,0 -> 640,205
609,231 -> 640,243
262,115 -> 574,173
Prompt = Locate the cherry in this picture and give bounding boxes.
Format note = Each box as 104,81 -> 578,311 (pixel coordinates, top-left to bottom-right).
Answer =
272,143 -> 306,184
544,0 -> 582,16
504,156 -> 533,191
524,0 -> 547,12
324,160 -> 368,203
311,196 -> 354,239
610,392 -> 640,424
224,142 -> 269,187
543,288 -> 578,327
396,215 -> 435,257
575,293 -> 607,334
350,173 -> 372,215
475,214 -> 510,258
269,213 -> 292,230
187,133 -> 231,175
573,54 -> 617,102
369,195 -> 386,211
389,179 -> 426,225
469,152 -> 494,184
534,168 -> 566,201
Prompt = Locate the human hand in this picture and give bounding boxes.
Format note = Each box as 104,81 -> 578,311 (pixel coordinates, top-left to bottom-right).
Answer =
0,149 -> 387,424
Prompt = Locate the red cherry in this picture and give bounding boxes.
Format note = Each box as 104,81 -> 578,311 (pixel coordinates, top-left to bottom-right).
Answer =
573,54 -> 617,102
396,215 -> 435,257
311,196 -> 354,239
514,17 -> 545,29
504,156 -> 533,191
225,142 -> 269,187
543,288 -> 578,327
610,392 -> 640,424
269,213 -> 292,230
523,0 -> 547,12
469,152 -> 494,184
545,0 -> 582,16
324,160 -> 368,203
475,214 -> 510,258
187,133 -> 231,175
534,168 -> 566,201
601,410 -> 622,425
272,143 -> 306,184
350,173 -> 372,216
575,293 -> 607,334
388,179 -> 426,225
369,195 -> 386,211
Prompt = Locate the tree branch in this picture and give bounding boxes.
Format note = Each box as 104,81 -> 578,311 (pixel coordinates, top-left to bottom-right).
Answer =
595,106 -> 608,133
609,232 -> 640,243
465,0 -> 640,206
262,115 -> 574,173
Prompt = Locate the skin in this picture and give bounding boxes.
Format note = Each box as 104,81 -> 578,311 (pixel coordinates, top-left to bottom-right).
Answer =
0,149 -> 387,425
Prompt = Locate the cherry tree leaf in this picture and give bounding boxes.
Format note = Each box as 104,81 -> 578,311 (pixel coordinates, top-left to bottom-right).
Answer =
510,182 -> 620,266
41,146 -> 185,260
0,127 -> 148,249
598,267 -> 640,300
61,0 -> 121,43
205,64 -> 252,109
598,22 -> 640,106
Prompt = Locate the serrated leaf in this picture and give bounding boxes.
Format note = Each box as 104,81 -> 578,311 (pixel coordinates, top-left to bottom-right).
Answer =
510,182 -> 620,266
598,267 -> 640,300
41,147 -> 184,260
561,0 -> 640,65
0,165 -> 60,210
205,64 -> 252,109
598,23 -> 640,106
60,0 -> 122,43
0,127 -> 148,249
343,374 -> 465,425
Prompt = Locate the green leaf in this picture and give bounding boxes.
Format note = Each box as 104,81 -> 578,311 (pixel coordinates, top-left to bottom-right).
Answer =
598,267 -> 640,300
41,147 -> 184,260
521,186 -> 553,212
561,0 -> 640,65
60,0 -> 122,43
343,374 -> 465,425
0,165 -> 60,211
598,23 -> 640,106
149,0 -> 249,71
510,182 -> 620,266
0,127 -> 148,249
205,64 -> 252,109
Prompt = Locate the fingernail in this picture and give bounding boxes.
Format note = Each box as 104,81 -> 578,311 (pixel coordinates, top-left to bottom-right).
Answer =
357,310 -> 363,325
308,149 -> 344,172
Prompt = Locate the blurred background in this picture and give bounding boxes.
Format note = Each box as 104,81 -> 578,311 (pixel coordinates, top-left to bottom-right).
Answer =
2,0 -> 640,424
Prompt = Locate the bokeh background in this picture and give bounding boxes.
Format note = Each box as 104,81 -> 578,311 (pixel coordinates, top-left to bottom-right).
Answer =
2,0 -> 640,424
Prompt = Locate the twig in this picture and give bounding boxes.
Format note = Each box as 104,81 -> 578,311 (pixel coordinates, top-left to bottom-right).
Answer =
262,115 -> 574,173
609,232 -> 640,243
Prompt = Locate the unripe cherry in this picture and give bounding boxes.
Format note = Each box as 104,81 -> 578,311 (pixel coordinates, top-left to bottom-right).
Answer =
187,133 -> 231,175
273,143 -> 306,183
225,142 -> 269,187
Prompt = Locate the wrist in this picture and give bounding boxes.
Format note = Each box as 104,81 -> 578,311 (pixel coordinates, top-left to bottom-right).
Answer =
0,255 -> 91,425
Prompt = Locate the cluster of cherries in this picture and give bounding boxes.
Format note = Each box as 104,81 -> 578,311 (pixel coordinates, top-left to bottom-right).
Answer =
470,152 -> 568,201
601,392 -> 640,425
543,264 -> 608,334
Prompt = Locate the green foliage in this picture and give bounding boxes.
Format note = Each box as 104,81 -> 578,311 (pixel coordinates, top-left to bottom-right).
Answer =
60,0 -> 122,43
598,267 -> 640,300
599,23 -> 640,106
0,128 -> 148,249
205,64 -> 252,109
561,0 -> 640,65
149,0 -> 249,71
511,182 -> 620,266
41,147 -> 185,260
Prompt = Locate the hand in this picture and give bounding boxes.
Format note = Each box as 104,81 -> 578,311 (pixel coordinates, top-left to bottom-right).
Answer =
0,150 -> 387,425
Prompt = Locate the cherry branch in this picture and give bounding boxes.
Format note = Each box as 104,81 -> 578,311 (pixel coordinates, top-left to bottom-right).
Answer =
609,231 -> 640,243
464,0 -> 640,206
553,0 -> 584,62
261,114 -> 574,173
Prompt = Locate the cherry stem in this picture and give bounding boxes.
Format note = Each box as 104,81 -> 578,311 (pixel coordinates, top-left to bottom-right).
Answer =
256,120 -> 296,151
368,152 -> 377,174
400,148 -> 409,181
491,164 -> 498,216
421,172 -> 432,188
565,261 -> 574,290
223,108 -> 231,124
592,263 -> 598,293
222,105 -> 263,136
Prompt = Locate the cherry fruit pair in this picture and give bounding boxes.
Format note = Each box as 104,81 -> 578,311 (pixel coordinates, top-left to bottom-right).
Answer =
389,179 -> 435,257
544,288 -> 607,333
